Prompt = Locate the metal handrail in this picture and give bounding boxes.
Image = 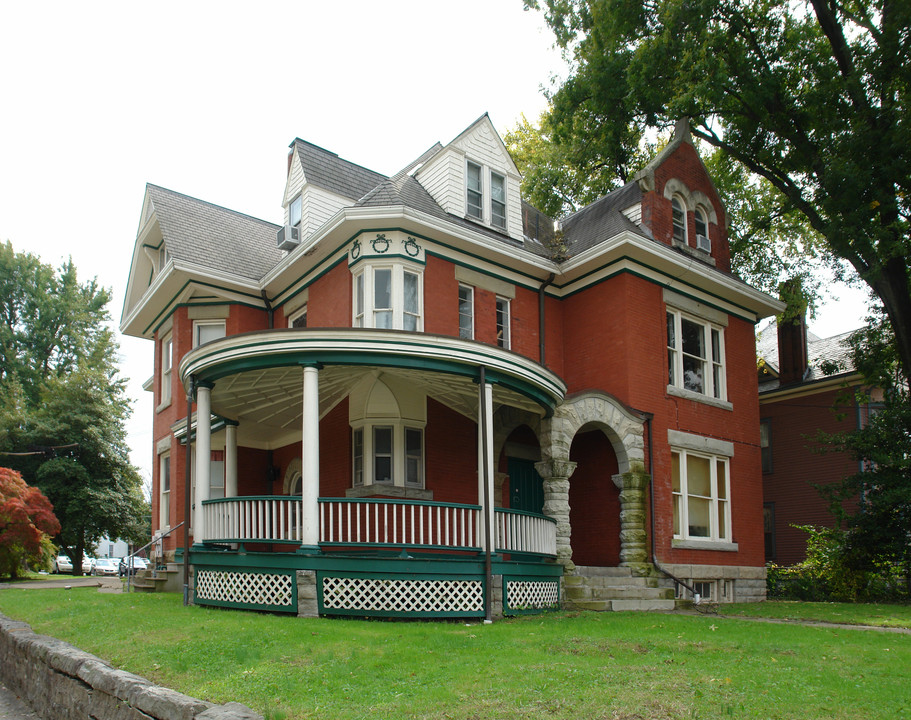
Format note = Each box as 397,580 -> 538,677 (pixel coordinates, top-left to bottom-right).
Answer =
123,522 -> 184,593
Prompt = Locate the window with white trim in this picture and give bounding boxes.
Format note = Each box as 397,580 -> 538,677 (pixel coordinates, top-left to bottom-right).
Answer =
465,160 -> 509,232
158,245 -> 170,273
672,196 -> 687,243
351,423 -> 424,488
352,264 -> 423,331
490,172 -> 506,229
672,448 -> 731,542
466,161 -> 483,220
496,296 -> 510,349
159,452 -> 170,528
667,310 -> 725,400
458,284 -> 474,339
193,320 -> 226,347
694,206 -> 710,252
289,195 -> 302,229
160,333 -> 172,404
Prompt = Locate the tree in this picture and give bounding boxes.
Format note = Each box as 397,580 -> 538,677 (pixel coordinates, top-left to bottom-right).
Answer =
815,307 -> 911,596
527,0 -> 911,379
0,242 -> 145,575
0,467 -> 60,580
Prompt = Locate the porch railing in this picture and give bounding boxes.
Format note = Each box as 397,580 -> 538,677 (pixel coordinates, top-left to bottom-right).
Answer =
201,496 -> 556,557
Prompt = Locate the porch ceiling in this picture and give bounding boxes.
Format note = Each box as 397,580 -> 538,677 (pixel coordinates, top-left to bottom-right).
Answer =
189,330 -> 566,450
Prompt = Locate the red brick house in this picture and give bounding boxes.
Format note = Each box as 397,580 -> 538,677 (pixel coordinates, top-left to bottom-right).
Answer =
121,115 -> 781,618
758,317 -> 875,565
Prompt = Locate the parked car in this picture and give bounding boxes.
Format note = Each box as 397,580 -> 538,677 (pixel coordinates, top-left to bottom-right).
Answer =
92,558 -> 119,577
52,555 -> 73,574
118,557 -> 148,577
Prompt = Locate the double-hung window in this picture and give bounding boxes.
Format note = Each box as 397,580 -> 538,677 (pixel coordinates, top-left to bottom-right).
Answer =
458,284 -> 474,339
672,196 -> 687,243
160,334 -> 172,405
490,172 -> 506,229
353,264 -> 423,331
672,448 -> 730,542
496,296 -> 511,349
289,195 -> 302,229
466,161 -> 483,220
466,160 -> 509,232
667,310 -> 725,400
159,452 -> 170,528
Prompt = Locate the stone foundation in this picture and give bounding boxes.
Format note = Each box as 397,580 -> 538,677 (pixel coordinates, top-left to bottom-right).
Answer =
0,613 -> 262,720
658,563 -> 767,603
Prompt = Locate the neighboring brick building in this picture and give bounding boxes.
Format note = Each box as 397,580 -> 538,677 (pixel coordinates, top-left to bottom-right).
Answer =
121,115 -> 781,618
758,318 -> 875,565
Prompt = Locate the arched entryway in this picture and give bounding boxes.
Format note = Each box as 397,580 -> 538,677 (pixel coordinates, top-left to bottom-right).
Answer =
568,424 -> 621,566
499,425 -> 543,514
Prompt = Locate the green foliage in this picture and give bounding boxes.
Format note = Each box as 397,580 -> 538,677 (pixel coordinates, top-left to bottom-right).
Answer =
527,0 -> 911,379
0,242 -> 145,574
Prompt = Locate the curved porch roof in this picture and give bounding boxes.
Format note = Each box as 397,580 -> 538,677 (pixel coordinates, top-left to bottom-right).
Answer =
178,329 -> 567,449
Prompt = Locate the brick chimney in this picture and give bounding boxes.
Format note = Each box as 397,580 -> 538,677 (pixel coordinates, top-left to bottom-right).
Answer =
777,312 -> 809,385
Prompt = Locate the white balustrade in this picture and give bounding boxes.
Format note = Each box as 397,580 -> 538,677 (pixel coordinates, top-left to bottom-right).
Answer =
201,497 -> 556,556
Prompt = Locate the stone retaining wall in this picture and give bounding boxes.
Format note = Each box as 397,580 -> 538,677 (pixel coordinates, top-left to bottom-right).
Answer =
0,613 -> 262,720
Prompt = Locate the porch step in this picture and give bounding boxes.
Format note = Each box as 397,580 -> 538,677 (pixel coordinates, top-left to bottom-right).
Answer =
123,566 -> 182,594
565,565 -> 675,611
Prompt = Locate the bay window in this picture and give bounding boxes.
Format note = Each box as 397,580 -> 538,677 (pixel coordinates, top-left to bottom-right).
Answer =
496,296 -> 510,349
458,284 -> 474,339
352,263 -> 423,331
351,423 -> 424,489
194,320 -> 226,347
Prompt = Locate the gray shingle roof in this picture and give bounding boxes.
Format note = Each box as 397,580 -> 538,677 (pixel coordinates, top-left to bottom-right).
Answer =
561,182 -> 648,255
757,322 -> 859,392
291,139 -> 387,200
147,184 -> 282,281
356,175 -> 449,220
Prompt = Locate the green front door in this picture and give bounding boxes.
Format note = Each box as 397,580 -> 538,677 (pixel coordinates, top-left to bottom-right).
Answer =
508,458 -> 544,514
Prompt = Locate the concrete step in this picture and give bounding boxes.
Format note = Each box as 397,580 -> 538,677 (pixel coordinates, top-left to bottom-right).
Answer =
610,599 -> 676,612
575,575 -> 660,589
589,586 -> 674,601
574,566 -> 636,578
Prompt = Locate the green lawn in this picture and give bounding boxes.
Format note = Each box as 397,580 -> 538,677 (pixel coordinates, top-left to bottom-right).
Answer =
720,601 -> 911,629
0,590 -> 908,720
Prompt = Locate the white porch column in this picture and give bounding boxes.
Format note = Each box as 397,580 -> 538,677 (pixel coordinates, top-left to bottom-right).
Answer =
224,423 -> 238,498
193,383 -> 212,545
477,379 -> 495,553
300,365 -> 320,551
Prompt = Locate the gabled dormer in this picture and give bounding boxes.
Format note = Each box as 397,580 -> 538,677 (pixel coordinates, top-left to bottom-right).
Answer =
412,114 -> 523,243
280,140 -> 387,250
633,118 -> 731,272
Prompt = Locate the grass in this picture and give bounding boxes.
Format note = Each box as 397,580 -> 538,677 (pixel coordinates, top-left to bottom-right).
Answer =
719,601 -> 911,629
0,590 -> 909,720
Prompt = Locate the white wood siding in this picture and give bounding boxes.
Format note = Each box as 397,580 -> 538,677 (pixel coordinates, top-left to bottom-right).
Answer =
282,150 -> 306,225
302,186 -> 351,238
416,150 -> 463,216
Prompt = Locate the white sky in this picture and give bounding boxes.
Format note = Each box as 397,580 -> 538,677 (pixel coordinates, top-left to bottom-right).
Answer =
0,1 -> 869,492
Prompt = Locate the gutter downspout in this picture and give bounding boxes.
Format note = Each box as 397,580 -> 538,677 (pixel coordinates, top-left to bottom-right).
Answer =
538,273 -> 555,365
646,413 -> 701,602
261,290 -> 274,329
183,375 -> 196,607
479,365 -> 493,622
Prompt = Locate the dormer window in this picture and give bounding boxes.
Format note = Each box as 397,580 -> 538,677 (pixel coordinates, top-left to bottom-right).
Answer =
466,162 -> 483,220
491,172 -> 506,229
695,207 -> 710,252
465,160 -> 508,232
672,196 -> 686,243
289,195 -> 302,229
158,245 -> 170,272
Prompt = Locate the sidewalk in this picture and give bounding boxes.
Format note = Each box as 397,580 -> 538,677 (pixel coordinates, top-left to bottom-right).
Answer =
1,576 -> 123,593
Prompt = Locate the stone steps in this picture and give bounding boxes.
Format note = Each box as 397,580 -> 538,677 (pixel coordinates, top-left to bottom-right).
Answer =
564,565 -> 676,612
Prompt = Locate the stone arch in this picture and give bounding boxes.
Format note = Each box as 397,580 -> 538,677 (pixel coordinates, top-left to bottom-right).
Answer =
493,405 -> 542,465
540,392 -> 645,473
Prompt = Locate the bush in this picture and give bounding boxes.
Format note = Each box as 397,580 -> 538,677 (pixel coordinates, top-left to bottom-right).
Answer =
767,525 -> 910,603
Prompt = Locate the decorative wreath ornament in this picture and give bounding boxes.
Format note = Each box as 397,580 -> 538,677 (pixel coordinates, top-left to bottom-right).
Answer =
351,238 -> 361,260
371,233 -> 390,253
404,236 -> 421,257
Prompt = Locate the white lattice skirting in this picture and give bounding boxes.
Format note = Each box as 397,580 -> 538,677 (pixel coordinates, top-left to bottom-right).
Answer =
322,576 -> 484,614
506,580 -> 560,610
196,570 -> 294,608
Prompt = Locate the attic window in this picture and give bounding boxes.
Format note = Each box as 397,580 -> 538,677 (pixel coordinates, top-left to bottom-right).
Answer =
695,207 -> 710,252
467,162 -> 483,220
290,195 -> 302,228
672,196 -> 686,243
491,173 -> 506,229
158,246 -> 170,272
